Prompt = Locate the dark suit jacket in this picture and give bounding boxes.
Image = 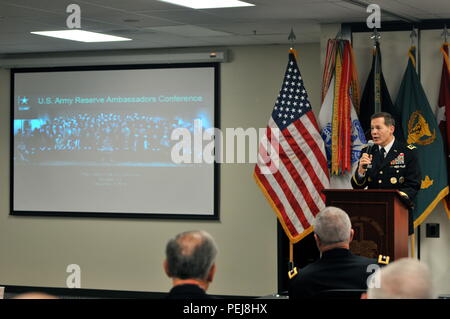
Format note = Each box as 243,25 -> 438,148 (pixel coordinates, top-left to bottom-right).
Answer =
289,248 -> 376,299
165,284 -> 214,299
351,139 -> 421,203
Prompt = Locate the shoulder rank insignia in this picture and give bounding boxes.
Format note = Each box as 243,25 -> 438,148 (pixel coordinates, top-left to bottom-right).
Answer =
378,255 -> 390,265
288,267 -> 298,279
407,144 -> 417,150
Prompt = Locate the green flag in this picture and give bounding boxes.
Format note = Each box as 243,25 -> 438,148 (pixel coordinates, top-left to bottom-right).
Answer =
397,47 -> 449,228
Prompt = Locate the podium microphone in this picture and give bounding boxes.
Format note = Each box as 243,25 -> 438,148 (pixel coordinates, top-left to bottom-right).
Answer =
362,140 -> 374,169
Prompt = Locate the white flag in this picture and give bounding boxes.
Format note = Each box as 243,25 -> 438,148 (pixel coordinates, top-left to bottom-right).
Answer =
319,76 -> 367,189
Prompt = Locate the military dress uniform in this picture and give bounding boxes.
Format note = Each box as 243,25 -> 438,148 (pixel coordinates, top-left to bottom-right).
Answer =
351,138 -> 421,233
288,248 -> 379,299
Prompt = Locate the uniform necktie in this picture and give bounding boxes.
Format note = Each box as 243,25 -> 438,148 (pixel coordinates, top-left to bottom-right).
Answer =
380,147 -> 386,158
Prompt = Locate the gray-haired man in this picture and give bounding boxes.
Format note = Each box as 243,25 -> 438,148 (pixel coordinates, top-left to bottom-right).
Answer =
362,258 -> 434,299
164,230 -> 218,299
289,206 -> 379,299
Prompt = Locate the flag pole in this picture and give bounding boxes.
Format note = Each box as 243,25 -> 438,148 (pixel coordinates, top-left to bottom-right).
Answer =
410,28 -> 418,58
410,233 -> 416,258
442,25 -> 449,44
289,241 -> 294,265
288,27 -> 297,278
287,240 -> 297,280
410,27 -> 418,48
288,27 -> 295,270
370,28 -> 381,47
288,27 -> 296,50
410,28 -> 418,73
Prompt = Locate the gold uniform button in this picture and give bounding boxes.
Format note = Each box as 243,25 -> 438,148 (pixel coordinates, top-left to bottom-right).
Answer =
396,170 -> 399,173
379,171 -> 383,174
378,180 -> 382,184
390,177 -> 397,184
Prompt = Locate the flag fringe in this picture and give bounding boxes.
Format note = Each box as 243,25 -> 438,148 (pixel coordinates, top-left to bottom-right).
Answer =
289,48 -> 298,59
331,51 -> 342,174
322,39 -> 338,103
413,186 -> 449,228
253,171 -> 314,243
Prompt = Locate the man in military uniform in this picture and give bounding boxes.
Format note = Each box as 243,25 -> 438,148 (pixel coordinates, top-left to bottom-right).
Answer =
351,112 -> 421,234
289,207 -> 383,299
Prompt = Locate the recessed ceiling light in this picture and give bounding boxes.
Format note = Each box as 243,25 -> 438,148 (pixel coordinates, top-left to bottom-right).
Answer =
31,30 -> 132,42
158,0 -> 254,9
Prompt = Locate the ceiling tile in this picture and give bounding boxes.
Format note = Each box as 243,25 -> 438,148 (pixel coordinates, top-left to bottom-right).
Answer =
78,0 -> 181,12
0,0 -> 448,54
137,9 -> 232,25
146,25 -> 231,37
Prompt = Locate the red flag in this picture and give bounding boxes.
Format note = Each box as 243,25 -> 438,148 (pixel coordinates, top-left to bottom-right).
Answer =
254,50 -> 330,243
437,43 -> 450,211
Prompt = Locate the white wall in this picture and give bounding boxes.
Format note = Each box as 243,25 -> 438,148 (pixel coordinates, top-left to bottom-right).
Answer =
0,43 -> 321,296
352,30 -> 450,295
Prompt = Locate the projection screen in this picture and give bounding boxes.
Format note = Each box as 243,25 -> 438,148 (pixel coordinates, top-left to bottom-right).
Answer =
11,63 -> 219,219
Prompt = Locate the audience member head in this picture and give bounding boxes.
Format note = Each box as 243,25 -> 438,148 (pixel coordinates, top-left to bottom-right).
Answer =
364,258 -> 434,299
164,230 -> 218,291
313,206 -> 354,252
13,292 -> 58,299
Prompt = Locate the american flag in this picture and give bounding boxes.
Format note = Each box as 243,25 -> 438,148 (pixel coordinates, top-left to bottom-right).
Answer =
254,51 -> 330,243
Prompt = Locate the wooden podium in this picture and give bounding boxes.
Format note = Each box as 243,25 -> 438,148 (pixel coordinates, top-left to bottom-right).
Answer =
322,189 -> 409,260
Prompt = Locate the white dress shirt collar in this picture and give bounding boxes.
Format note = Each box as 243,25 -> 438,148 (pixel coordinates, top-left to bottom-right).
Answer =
379,137 -> 395,156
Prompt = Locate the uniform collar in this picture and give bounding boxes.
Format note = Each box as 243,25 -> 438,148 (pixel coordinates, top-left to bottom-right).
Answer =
379,137 -> 395,155
321,248 -> 352,259
171,283 -> 206,291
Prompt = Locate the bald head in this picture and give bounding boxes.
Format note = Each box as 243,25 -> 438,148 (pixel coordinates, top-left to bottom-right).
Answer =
367,258 -> 434,299
176,231 -> 205,256
313,206 -> 353,247
13,292 -> 58,299
165,230 -> 218,281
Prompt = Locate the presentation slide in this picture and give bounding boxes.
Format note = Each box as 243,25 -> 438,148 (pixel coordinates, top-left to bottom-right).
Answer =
12,64 -> 217,218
